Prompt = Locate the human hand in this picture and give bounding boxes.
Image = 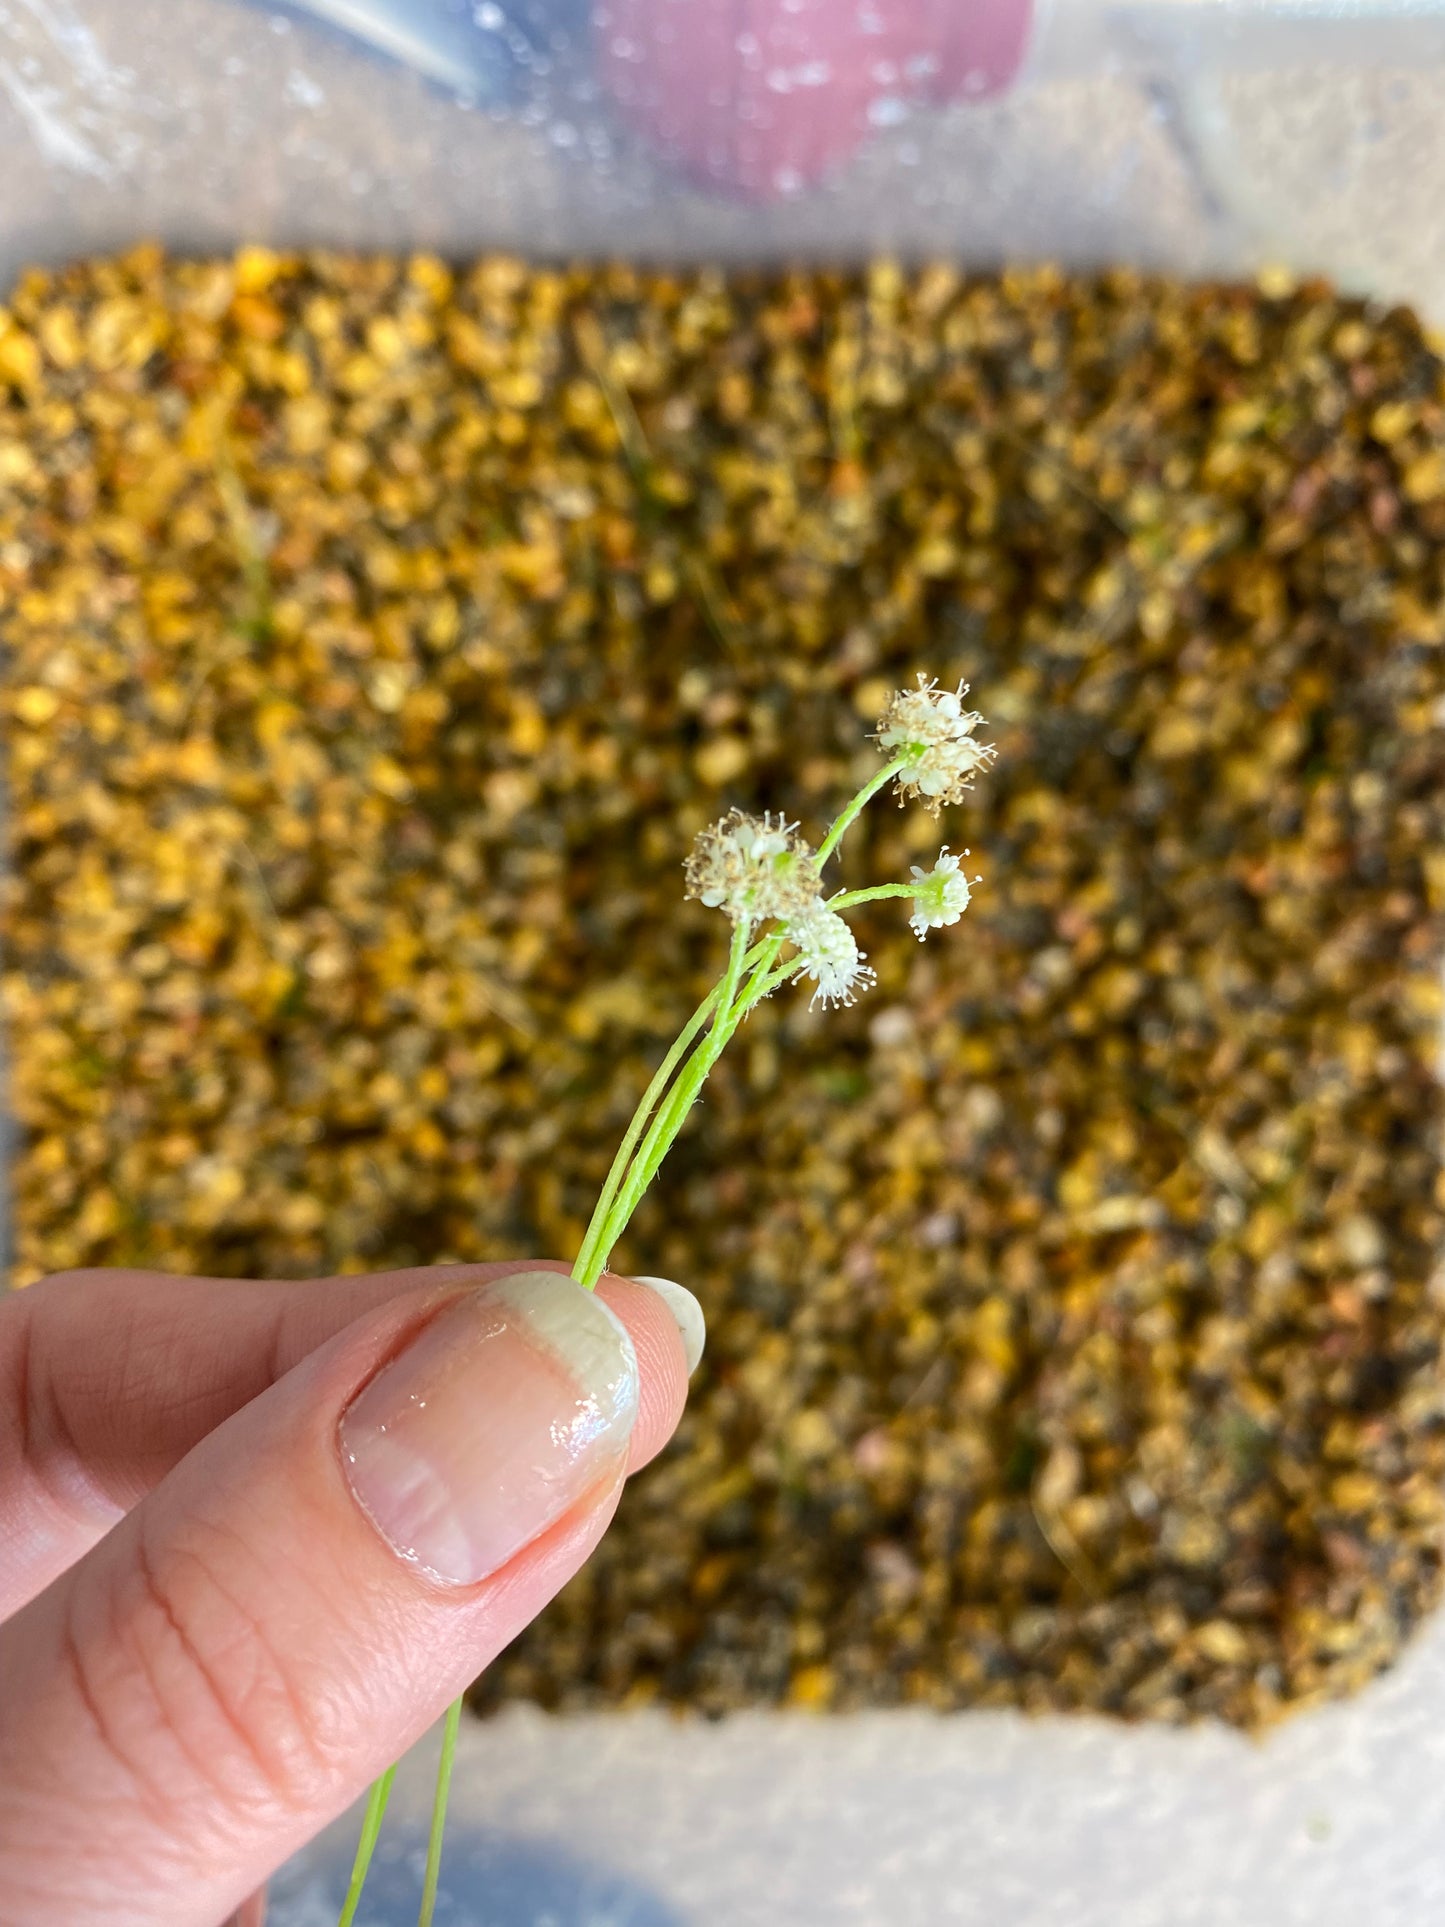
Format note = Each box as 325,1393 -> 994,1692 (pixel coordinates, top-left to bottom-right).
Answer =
599,0 -> 1033,197
0,1260 -> 702,1926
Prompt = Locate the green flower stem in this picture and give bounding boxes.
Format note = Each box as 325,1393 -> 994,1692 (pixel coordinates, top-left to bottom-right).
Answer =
572,933 -> 772,1289
814,755 -> 907,865
417,1695 -> 462,1927
733,949 -> 805,1010
570,989 -> 717,1290
590,923 -> 768,1276
337,1762 -> 397,1927
827,883 -> 915,910
608,928 -> 787,1227
713,915 -> 756,1047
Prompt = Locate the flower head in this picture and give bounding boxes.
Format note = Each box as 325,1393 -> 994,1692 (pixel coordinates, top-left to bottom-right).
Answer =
685,809 -> 821,924
875,675 -> 995,812
786,902 -> 876,1009
908,848 -> 976,940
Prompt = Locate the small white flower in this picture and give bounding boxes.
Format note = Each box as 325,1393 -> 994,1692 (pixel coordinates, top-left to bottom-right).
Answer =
685,809 -> 821,923
786,902 -> 876,1008
908,848 -> 976,940
875,674 -> 996,813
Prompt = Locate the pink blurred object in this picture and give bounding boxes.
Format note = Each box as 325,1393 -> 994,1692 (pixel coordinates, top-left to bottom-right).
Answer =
598,0 -> 1034,198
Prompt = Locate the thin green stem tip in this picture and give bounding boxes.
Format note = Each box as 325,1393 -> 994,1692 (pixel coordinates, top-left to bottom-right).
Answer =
417,1694 -> 463,1927
337,1762 -> 397,1927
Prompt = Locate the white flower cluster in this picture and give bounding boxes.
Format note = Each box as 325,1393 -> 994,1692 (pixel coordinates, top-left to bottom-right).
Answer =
908,849 -> 976,941
686,809 -> 875,1007
685,677 -> 992,1013
875,675 -> 995,812
684,809 -> 820,923
786,903 -> 877,1009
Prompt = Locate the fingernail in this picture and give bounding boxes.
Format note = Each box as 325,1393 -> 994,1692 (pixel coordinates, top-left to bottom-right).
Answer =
632,1275 -> 706,1376
339,1270 -> 638,1586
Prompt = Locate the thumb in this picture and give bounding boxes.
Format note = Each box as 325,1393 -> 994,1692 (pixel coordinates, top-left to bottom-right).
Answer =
0,1267 -> 695,1927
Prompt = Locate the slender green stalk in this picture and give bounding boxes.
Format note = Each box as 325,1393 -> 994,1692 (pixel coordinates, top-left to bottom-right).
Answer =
815,756 -> 908,864
592,926 -> 768,1275
337,1763 -> 397,1927
617,925 -> 756,1214
730,948 -> 805,1014
571,985 -> 719,1289
712,916 -> 754,1049
417,1695 -> 463,1927
572,935 -> 772,1289
596,1053 -> 719,1265
827,883 -> 915,911
723,929 -> 790,1036
609,930 -> 785,1227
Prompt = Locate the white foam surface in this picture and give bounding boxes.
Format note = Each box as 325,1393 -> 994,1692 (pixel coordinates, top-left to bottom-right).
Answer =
272,1603 -> 1445,1925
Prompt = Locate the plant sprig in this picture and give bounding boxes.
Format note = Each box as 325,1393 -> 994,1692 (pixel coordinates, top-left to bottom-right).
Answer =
335,676 -> 995,1925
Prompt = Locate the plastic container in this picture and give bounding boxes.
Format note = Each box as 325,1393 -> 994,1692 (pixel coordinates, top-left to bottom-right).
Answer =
5,2 -> 1445,314
7,4 -> 1445,1921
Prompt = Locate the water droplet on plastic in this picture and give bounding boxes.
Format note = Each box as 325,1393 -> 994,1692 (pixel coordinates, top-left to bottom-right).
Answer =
474,1 -> 505,27
285,70 -> 325,109
867,95 -> 908,128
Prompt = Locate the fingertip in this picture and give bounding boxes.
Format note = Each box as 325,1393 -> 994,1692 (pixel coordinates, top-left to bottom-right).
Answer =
594,1273 -> 698,1472
630,1275 -> 706,1375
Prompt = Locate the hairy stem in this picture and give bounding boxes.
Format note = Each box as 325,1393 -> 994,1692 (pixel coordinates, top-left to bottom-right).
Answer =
589,921 -> 760,1275
827,883 -> 915,910
572,934 -> 772,1289
571,989 -> 719,1289
815,756 -> 907,865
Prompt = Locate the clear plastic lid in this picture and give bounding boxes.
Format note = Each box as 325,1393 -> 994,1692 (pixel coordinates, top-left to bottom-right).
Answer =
4,3 -> 1445,312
